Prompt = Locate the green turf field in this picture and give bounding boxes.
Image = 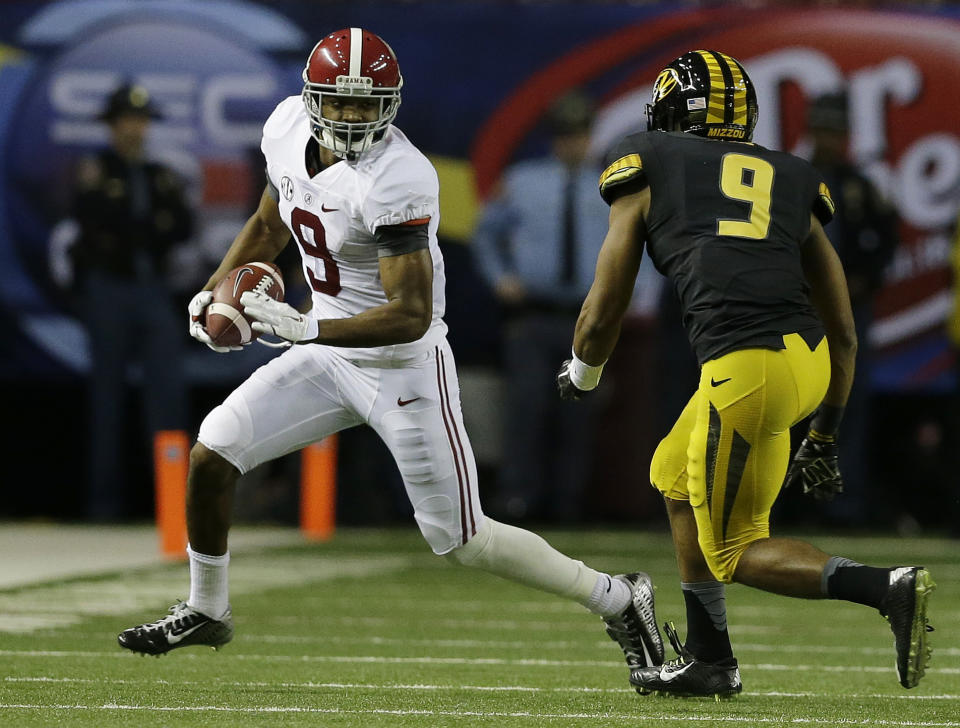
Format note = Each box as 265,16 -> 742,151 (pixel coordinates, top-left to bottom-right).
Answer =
1,528 -> 957,726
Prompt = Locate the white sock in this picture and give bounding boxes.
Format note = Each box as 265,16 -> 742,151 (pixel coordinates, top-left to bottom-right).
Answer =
187,544 -> 230,619
447,518 -> 624,614
586,573 -> 633,617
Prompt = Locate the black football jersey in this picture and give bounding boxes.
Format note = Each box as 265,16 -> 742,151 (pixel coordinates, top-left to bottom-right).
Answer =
599,131 -> 836,364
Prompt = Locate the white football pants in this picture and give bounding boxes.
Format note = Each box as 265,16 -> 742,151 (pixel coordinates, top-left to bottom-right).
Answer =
198,338 -> 482,554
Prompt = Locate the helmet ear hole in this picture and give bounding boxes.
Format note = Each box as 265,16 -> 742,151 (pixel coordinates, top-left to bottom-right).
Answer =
648,103 -> 677,134
684,109 -> 707,132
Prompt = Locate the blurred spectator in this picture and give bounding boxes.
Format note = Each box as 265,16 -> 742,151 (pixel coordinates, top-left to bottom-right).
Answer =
946,211 -> 960,537
471,91 -> 610,522
63,83 -> 194,520
654,279 -> 701,444
806,91 -> 899,526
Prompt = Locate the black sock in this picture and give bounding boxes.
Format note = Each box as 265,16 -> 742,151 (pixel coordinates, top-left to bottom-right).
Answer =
822,556 -> 892,609
681,581 -> 734,662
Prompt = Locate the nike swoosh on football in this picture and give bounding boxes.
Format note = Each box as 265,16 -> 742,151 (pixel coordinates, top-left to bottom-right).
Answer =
710,377 -> 732,387
397,397 -> 421,407
321,204 -> 339,212
232,268 -> 254,298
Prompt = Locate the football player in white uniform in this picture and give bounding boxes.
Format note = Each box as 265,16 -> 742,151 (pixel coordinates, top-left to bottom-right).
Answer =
117,28 -> 662,673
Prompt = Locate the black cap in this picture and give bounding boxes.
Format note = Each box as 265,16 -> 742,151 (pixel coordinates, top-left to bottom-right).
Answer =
99,83 -> 159,122
546,90 -> 595,136
807,92 -> 848,132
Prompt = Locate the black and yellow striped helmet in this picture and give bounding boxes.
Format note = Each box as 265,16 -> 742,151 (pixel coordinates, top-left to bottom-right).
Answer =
646,50 -> 758,141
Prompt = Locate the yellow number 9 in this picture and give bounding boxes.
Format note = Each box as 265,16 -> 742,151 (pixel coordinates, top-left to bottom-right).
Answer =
717,153 -> 774,240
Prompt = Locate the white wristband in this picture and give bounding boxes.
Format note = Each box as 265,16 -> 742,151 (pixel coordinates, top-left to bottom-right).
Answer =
304,316 -> 319,342
568,351 -> 605,391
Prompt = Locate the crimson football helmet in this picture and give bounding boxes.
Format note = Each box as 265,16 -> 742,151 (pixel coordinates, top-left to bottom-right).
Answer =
302,28 -> 403,159
647,50 -> 758,141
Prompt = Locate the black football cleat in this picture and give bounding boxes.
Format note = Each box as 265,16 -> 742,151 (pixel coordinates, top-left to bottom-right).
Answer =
603,572 -> 665,671
880,567 -> 936,689
118,601 -> 233,656
629,621 -> 742,700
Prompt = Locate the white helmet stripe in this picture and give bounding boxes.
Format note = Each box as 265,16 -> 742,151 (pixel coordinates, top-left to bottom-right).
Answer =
349,27 -> 362,76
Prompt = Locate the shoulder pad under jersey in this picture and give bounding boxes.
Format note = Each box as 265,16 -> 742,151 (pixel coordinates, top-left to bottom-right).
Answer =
598,134 -> 648,204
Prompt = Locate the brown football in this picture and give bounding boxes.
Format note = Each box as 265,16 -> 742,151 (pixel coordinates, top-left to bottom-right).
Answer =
205,261 -> 285,347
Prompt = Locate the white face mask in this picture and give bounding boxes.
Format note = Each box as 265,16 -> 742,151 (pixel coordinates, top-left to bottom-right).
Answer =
302,74 -> 402,159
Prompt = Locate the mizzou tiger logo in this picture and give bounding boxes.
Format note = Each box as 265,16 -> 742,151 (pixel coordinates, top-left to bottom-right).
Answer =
652,68 -> 681,102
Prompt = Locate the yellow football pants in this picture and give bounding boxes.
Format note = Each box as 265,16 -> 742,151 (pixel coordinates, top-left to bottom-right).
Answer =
650,333 -> 831,582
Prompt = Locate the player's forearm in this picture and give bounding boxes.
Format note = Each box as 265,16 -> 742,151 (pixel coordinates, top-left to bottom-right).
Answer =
822,340 -> 856,409
312,300 -> 432,348
572,294 -> 624,366
204,217 -> 288,290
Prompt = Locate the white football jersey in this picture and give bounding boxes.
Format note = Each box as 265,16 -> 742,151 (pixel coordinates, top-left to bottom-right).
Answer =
261,96 -> 448,363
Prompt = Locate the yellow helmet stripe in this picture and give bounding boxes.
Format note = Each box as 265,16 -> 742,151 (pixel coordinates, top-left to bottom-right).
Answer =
717,52 -> 748,127
697,50 -> 727,125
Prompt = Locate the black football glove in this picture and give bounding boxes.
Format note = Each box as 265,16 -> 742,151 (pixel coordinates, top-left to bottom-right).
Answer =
784,431 -> 843,501
556,359 -> 591,401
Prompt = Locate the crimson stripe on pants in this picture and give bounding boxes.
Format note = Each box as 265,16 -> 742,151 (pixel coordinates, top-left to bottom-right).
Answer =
440,348 -> 476,539
435,346 -> 474,543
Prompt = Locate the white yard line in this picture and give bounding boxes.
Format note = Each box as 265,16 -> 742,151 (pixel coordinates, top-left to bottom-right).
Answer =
251,613 -> 955,639
1,703 -> 959,725
733,643 -> 960,658
1,650 -> 958,674
0,650 -> 619,667
248,634 -> 591,649
6,675 -> 960,701
235,633 -> 960,658
261,614 -> 596,631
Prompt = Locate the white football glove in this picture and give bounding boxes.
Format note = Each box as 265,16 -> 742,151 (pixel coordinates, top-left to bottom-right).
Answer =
240,291 -> 318,344
187,290 -> 242,353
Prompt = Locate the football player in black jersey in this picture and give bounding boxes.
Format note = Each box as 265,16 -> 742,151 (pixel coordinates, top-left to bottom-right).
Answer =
557,50 -> 935,696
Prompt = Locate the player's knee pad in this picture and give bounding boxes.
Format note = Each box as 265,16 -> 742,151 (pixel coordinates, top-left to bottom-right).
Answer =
413,493 -> 463,554
197,401 -> 252,474
650,434 -> 691,501
389,413 -> 483,554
